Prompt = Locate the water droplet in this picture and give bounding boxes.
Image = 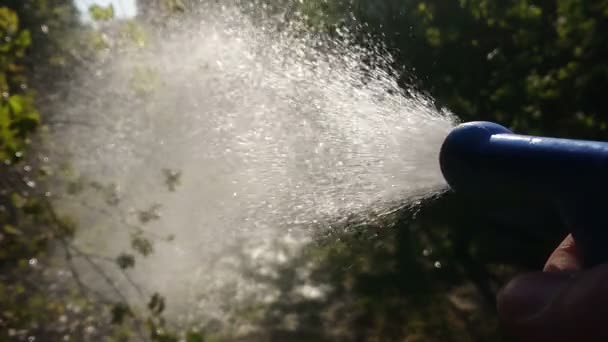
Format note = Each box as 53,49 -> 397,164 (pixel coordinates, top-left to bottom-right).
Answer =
434,261 -> 442,269
29,258 -> 38,266
41,25 -> 49,34
25,180 -> 36,188
23,165 -> 32,172
15,151 -> 23,158
422,248 -> 432,257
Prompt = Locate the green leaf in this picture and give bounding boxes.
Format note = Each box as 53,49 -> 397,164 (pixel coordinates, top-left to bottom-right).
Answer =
10,193 -> 26,208
111,303 -> 132,325
0,7 -> 19,33
3,224 -> 22,236
138,203 -> 162,224
89,4 -> 115,22
163,169 -> 182,192
116,253 -> 136,269
148,293 -> 165,315
7,95 -> 24,115
131,232 -> 154,257
425,27 -> 441,47
14,30 -> 31,48
186,331 -> 205,342
66,180 -> 84,195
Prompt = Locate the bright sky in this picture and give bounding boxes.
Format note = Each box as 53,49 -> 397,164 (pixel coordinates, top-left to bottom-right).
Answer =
74,0 -> 137,21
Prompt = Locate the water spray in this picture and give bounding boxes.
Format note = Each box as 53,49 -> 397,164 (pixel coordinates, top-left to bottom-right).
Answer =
49,6 -> 456,324
440,121 -> 608,266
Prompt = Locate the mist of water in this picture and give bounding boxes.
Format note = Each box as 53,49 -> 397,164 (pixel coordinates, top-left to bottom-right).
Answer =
45,4 -> 456,329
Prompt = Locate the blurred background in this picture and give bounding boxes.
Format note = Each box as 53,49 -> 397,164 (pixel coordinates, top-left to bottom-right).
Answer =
1,0 -> 607,341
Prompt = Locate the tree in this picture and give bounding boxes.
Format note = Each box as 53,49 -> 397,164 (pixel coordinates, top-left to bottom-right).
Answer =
297,1 -> 607,136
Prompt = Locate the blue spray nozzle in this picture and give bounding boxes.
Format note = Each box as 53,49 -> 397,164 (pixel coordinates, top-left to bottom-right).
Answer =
440,121 -> 608,266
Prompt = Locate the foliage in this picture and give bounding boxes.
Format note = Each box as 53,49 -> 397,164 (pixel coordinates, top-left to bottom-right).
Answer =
0,7 -> 39,162
297,0 -> 608,139
0,2 -> 184,341
89,4 -> 115,22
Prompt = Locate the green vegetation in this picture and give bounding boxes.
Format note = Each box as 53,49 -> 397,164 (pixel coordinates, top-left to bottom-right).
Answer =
0,6 -> 39,161
2,0 -> 607,341
296,0 -> 608,138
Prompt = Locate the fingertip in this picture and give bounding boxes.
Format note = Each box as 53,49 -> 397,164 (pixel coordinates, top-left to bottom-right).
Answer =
499,266 -> 608,342
497,273 -> 555,322
544,235 -> 583,272
497,273 -> 572,337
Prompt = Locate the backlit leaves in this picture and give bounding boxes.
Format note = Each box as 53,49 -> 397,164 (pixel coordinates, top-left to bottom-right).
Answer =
89,4 -> 115,22
116,253 -> 136,269
148,293 -> 166,316
111,303 -> 132,325
163,169 -> 182,192
0,7 -> 39,161
131,231 -> 154,257
138,203 -> 162,224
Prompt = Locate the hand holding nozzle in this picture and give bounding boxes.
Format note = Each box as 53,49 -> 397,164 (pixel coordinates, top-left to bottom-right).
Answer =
498,235 -> 608,342
439,122 -> 608,341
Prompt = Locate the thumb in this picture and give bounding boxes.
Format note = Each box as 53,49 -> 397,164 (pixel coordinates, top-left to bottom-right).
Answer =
497,264 -> 608,342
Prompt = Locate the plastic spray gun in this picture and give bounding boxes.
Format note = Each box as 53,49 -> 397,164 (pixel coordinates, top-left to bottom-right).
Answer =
439,121 -> 608,267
